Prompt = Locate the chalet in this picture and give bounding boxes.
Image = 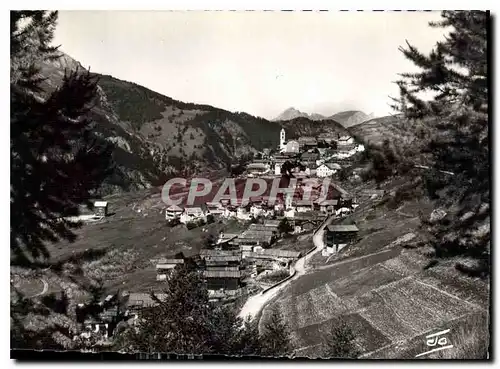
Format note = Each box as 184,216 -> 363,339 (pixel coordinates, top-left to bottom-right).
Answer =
301,151 -> 319,163
337,136 -> 355,146
325,224 -> 359,252
284,207 -> 295,219
298,137 -> 318,149
180,206 -> 208,224
165,204 -> 183,220
156,259 -> 185,281
236,230 -> 274,246
248,223 -> 279,236
236,206 -> 252,221
222,206 -> 237,219
317,199 -> 339,214
285,140 -> 300,153
206,202 -> 225,216
94,201 -> 108,218
318,133 -> 335,144
316,163 -> 341,177
203,270 -> 242,291
249,203 -> 264,218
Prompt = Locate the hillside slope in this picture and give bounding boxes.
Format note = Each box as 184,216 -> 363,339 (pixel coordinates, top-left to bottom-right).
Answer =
39,53 -> 349,194
329,110 -> 375,128
348,114 -> 414,146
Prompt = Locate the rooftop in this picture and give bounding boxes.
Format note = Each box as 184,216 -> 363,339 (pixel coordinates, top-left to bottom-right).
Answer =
339,136 -> 352,141
264,220 -> 281,227
200,249 -> 241,257
247,249 -> 301,259
94,201 -> 108,207
248,224 -> 279,232
205,255 -> 242,263
298,137 -> 318,144
326,224 -> 359,232
166,204 -> 183,212
205,266 -> 240,272
260,249 -> 301,259
156,258 -> 184,265
203,270 -> 241,278
184,207 -> 206,215
126,293 -> 168,308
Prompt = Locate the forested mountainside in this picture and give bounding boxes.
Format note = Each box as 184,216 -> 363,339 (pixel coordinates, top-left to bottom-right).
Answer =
39,53 -> 349,194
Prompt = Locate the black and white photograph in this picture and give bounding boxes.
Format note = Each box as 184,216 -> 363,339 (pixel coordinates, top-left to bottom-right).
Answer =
9,8 -> 491,361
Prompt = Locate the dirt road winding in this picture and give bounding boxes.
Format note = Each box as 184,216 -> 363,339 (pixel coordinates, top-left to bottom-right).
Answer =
238,215 -> 334,321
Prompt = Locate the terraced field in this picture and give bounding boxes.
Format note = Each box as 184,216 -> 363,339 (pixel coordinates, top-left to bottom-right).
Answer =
259,188 -> 489,359
263,248 -> 488,358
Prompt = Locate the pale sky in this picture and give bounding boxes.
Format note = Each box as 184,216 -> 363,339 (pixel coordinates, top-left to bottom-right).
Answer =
53,11 -> 447,119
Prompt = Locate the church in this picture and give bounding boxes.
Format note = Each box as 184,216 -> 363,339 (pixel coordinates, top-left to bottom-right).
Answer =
278,128 -> 299,154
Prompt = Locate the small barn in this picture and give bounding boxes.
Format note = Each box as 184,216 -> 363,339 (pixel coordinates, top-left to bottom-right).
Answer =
325,224 -> 359,252
94,201 -> 108,218
203,270 -> 241,291
156,259 -> 185,280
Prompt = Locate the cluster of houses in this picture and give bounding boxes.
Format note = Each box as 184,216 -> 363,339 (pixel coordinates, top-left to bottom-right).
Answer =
165,178 -> 358,227
151,216 -> 303,300
244,129 -> 363,179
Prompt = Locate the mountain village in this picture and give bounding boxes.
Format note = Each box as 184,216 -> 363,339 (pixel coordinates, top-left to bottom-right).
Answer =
73,128 -> 368,344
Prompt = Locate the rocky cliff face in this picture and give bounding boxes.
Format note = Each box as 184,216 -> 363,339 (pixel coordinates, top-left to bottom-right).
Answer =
39,53 -> 349,194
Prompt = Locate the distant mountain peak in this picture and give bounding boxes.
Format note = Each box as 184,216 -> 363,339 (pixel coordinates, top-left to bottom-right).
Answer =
272,107 -> 325,122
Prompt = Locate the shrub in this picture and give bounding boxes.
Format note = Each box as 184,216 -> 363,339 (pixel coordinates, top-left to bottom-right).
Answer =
167,218 -> 181,227
186,221 -> 197,230
321,321 -> 360,359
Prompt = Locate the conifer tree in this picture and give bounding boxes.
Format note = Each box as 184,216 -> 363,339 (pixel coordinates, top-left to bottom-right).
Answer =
10,10 -> 114,349
391,11 -> 489,268
260,307 -> 292,357
113,265 -> 269,356
321,321 -> 359,359
11,10 -> 114,264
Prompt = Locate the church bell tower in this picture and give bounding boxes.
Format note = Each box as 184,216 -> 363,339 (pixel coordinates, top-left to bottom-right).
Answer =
280,128 -> 286,152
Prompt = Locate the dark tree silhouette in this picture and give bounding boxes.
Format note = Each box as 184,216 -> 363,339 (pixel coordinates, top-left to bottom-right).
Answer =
11,11 -> 114,265
391,11 -> 489,268
10,10 -> 115,350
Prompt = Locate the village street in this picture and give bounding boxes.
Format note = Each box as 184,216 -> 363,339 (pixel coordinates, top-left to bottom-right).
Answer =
238,215 -> 334,322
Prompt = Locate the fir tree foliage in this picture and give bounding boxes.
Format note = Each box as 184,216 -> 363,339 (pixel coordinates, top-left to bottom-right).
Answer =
10,10 -> 114,349
11,10 -> 114,265
114,265 -> 293,356
391,11 -> 489,268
